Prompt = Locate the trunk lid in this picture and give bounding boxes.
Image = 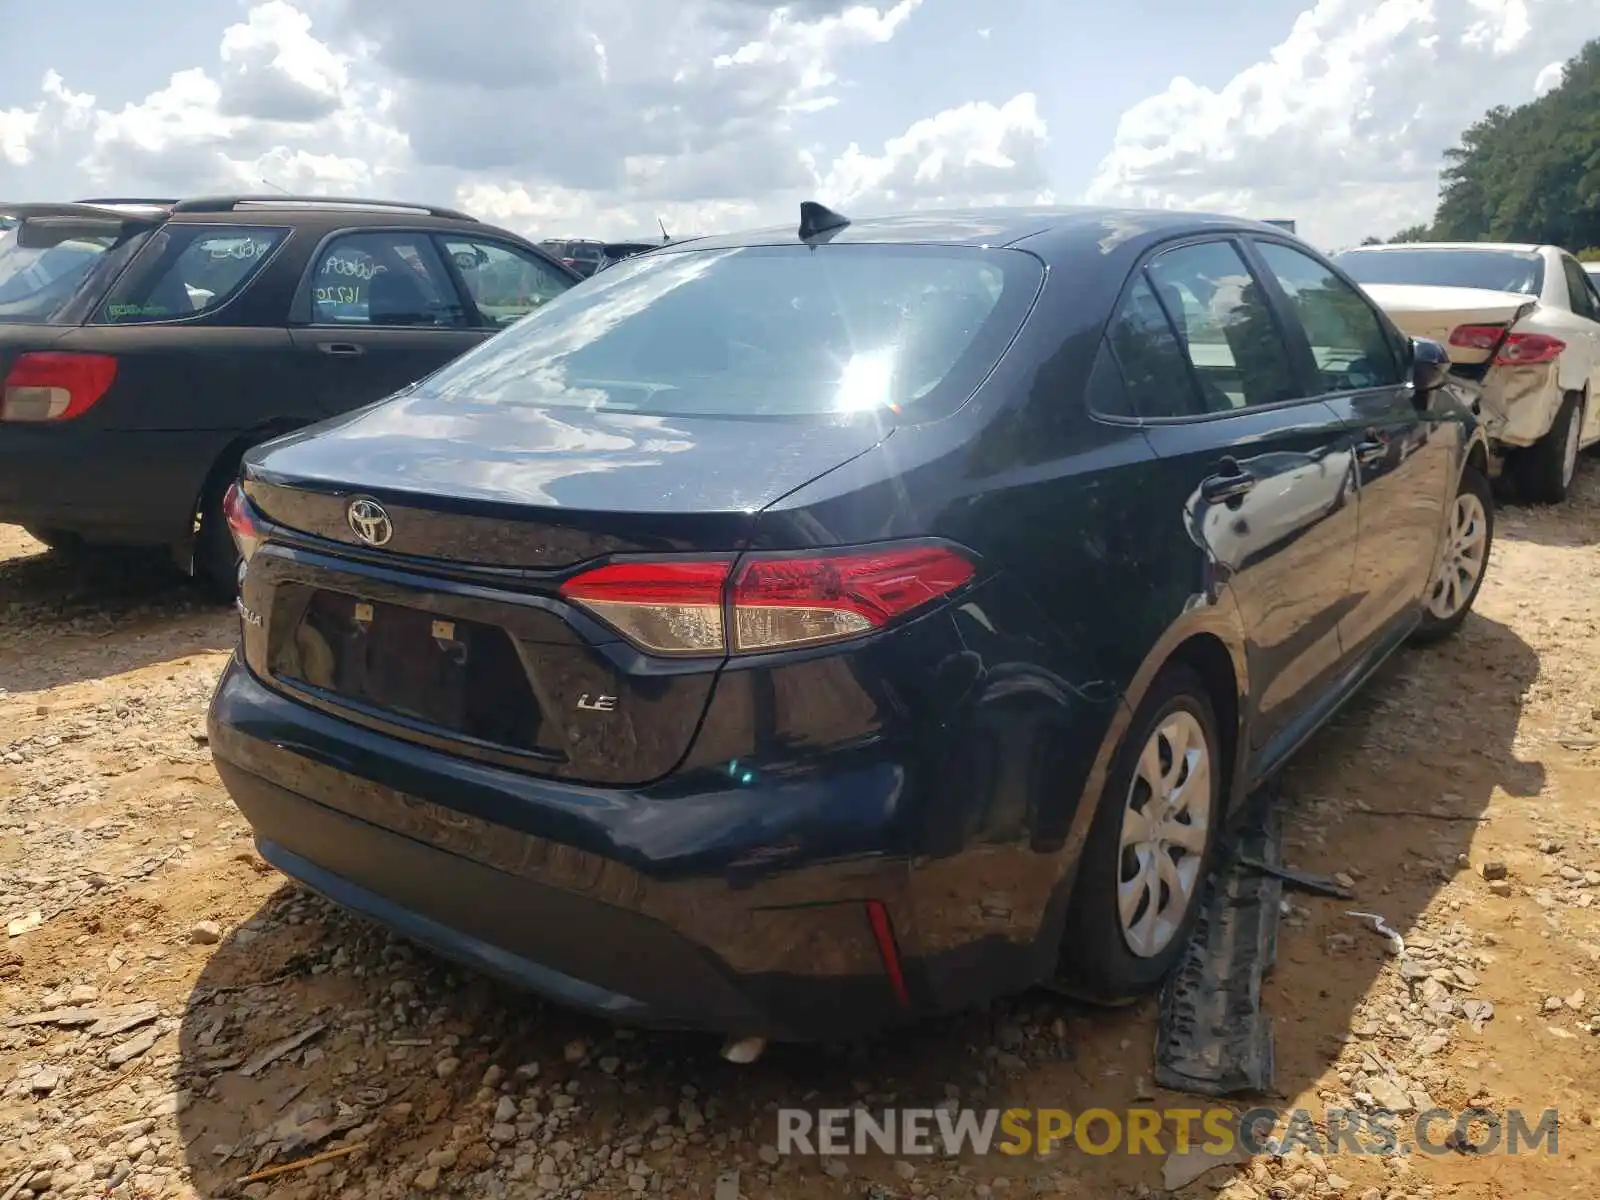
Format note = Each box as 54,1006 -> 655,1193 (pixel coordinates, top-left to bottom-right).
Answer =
1361,283 -> 1536,366
243,388 -> 889,565
239,395 -> 889,786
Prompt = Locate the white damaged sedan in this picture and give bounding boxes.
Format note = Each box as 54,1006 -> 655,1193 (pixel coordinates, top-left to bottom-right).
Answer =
1333,242 -> 1600,503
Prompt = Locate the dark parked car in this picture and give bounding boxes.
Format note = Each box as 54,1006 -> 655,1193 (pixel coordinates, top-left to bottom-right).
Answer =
0,195 -> 579,592
597,240 -> 664,272
208,203 -> 1495,1045
537,238 -> 607,277
596,237 -> 705,273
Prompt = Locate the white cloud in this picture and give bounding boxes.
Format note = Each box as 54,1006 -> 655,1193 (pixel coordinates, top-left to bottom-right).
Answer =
1532,59 -> 1567,95
217,0 -> 350,122
821,94 -> 1054,211
1085,0 -> 1600,248
0,0 -> 1052,241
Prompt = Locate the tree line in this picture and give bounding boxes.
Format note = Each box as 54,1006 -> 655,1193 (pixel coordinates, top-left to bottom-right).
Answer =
1365,36 -> 1600,258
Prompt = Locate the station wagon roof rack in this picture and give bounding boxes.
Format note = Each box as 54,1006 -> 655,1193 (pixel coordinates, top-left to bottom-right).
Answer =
169,194 -> 478,221
75,197 -> 178,208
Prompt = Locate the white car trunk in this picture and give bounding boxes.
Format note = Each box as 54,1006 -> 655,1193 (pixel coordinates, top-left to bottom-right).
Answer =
1360,284 -> 1535,366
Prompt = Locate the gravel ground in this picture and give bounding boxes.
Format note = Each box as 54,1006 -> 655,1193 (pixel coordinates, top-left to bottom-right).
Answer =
2,470 -> 1599,1200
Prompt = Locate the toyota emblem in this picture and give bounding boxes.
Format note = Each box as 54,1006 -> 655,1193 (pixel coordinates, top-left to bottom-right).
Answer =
346,497 -> 394,547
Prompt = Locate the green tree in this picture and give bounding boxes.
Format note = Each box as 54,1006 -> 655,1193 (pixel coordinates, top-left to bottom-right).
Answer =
1389,224 -> 1432,243
1427,38 -> 1600,250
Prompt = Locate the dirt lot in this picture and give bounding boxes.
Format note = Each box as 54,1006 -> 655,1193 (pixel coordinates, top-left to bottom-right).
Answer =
2,472 -> 1599,1200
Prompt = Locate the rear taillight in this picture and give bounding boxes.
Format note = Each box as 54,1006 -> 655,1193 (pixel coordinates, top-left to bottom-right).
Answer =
1448,324 -> 1503,352
222,481 -> 264,562
1448,325 -> 1566,365
1,352 -> 118,422
559,542 -> 977,657
1494,332 -> 1565,365
559,560 -> 728,655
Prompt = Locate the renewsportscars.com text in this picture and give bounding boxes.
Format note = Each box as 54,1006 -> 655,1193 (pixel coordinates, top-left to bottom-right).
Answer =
776,1107 -> 1560,1158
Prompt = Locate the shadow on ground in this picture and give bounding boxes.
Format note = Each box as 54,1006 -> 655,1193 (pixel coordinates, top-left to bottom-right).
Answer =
1491,458 -> 1600,548
0,542 -> 234,692
173,611 -> 1540,1197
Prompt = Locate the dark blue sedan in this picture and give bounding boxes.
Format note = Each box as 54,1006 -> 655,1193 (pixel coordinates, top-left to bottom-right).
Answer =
208,203 -> 1495,1044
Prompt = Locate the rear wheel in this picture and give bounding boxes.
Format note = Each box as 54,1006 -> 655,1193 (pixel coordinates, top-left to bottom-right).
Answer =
1514,391 -> 1584,504
193,466 -> 242,603
1055,664 -> 1224,1005
1414,465 -> 1494,643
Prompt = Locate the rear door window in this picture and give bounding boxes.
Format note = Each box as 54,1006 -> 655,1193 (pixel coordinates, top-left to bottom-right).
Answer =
307,231 -> 469,327
1144,240 -> 1300,412
439,237 -> 574,327
96,226 -> 286,324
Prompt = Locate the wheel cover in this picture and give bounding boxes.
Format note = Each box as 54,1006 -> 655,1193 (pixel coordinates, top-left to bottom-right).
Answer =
1117,710 -> 1211,959
1561,404 -> 1582,489
1426,491 -> 1488,621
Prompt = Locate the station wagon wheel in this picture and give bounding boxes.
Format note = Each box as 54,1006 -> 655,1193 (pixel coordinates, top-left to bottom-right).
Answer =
1414,464 -> 1495,643
1055,663 -> 1223,1005
193,460 -> 243,602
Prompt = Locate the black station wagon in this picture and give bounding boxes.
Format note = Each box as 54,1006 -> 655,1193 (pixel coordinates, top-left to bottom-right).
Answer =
0,195 -> 579,591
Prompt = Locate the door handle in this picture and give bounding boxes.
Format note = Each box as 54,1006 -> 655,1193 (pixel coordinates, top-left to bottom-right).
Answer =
317,342 -> 365,357
1355,434 -> 1388,464
1200,460 -> 1256,503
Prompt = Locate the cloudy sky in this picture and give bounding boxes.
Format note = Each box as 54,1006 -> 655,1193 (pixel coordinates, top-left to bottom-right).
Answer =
2,0 -> 1595,250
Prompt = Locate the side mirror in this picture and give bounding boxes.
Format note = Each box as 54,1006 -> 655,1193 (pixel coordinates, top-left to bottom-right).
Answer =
1410,336 -> 1451,394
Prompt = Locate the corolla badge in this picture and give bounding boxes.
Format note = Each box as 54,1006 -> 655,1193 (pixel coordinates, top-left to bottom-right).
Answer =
346,497 -> 393,546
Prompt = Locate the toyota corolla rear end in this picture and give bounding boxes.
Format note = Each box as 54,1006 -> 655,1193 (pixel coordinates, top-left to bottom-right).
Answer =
206,234 -> 1051,1040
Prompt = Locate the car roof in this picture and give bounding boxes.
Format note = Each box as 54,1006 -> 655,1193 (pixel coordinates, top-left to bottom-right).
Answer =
1339,242 -> 1547,254
0,196 -> 528,242
652,205 -> 1304,257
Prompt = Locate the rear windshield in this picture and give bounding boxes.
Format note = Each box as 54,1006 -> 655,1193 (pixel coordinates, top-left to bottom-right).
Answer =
1333,248 -> 1544,296
412,243 -> 1044,420
0,228 -> 119,323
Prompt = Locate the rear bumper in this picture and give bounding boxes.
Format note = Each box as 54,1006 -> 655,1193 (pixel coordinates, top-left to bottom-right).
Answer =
0,426 -> 230,544
208,653 -> 1044,1039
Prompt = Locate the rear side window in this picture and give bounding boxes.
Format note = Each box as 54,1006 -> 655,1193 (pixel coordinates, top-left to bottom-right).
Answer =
440,237 -> 573,327
1254,241 -> 1402,391
1560,257 -> 1599,321
308,231 -> 468,327
1103,276 -> 1201,418
411,243 -> 1044,421
1145,241 -> 1299,413
97,226 -> 286,324
0,227 -> 120,324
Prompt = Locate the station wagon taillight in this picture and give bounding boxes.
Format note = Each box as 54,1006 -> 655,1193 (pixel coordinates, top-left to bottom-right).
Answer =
1,352 -> 118,422
1449,325 -> 1566,365
222,481 -> 264,563
560,543 -> 977,656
